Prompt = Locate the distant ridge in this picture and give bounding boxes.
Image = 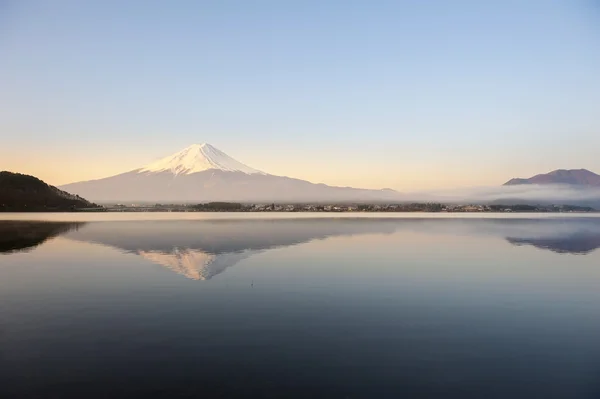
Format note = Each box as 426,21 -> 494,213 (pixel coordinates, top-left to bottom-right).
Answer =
504,169 -> 600,187
0,171 -> 98,211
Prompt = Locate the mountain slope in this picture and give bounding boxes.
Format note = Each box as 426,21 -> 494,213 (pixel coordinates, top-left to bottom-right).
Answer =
504,169 -> 600,186
0,171 -> 98,211
60,143 -> 400,203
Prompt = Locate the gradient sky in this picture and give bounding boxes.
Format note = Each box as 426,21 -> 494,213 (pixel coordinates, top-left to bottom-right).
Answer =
1,0 -> 599,190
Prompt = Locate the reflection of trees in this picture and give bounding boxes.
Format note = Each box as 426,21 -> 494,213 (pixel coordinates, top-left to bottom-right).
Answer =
0,222 -> 86,253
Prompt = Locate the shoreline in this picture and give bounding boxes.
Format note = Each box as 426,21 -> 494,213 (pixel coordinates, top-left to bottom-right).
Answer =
1,211 -> 600,223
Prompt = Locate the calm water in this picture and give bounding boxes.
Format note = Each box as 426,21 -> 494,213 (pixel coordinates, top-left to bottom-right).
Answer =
1,215 -> 600,398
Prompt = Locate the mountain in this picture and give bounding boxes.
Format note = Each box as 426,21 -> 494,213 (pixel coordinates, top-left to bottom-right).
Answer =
60,143 -> 400,203
0,171 -> 98,211
504,169 -> 600,186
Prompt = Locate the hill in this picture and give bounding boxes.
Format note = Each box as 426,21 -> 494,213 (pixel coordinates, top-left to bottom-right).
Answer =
504,169 -> 600,186
0,171 -> 99,211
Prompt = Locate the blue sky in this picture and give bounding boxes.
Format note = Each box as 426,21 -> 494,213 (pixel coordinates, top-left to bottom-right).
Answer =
1,0 -> 599,189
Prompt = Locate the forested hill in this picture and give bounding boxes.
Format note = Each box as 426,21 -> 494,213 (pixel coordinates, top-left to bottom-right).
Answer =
0,171 -> 99,212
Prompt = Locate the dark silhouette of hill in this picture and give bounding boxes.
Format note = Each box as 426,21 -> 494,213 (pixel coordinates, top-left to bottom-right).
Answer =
0,221 -> 86,253
0,171 -> 99,211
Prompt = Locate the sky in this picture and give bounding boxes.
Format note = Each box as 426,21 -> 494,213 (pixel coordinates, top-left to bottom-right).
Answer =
1,0 -> 599,190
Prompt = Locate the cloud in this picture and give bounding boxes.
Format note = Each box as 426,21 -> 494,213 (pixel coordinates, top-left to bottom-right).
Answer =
402,184 -> 600,204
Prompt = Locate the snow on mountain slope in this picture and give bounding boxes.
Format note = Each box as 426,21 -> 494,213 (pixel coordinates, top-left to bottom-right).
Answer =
139,143 -> 264,175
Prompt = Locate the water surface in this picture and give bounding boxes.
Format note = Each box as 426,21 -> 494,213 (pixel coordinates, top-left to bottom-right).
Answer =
1,216 -> 600,398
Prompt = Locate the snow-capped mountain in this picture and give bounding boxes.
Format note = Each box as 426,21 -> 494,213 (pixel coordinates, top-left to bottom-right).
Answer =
139,143 -> 264,175
60,143 -> 400,203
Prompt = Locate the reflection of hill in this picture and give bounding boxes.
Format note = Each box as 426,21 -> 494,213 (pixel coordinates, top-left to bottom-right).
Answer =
507,233 -> 600,255
503,219 -> 600,254
66,219 -> 399,280
0,221 -> 85,253
397,217 -> 600,255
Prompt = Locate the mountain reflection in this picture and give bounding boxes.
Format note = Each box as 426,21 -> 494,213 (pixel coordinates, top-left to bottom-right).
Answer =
3,217 -> 598,278
507,233 -> 600,255
504,219 -> 600,254
65,219 -> 399,280
0,221 -> 85,254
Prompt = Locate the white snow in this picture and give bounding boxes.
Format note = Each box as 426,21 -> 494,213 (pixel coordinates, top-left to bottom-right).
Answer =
139,143 -> 264,175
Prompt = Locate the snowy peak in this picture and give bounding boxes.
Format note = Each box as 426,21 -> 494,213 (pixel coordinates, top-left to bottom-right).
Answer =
139,143 -> 264,175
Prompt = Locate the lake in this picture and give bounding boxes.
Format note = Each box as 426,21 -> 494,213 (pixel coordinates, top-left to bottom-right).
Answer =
1,214 -> 600,398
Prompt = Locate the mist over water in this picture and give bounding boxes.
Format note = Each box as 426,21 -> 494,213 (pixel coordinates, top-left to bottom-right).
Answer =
1,216 -> 600,398
405,184 -> 600,205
